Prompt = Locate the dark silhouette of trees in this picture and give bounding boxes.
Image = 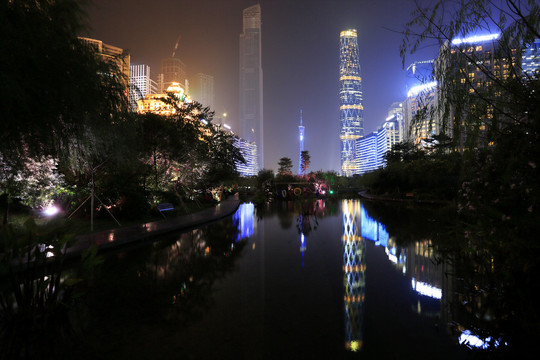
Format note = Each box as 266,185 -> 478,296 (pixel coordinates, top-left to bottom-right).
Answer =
300,150 -> 311,176
277,157 -> 293,176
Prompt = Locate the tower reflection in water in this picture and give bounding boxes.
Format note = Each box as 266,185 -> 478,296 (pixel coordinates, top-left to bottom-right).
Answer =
232,202 -> 255,242
342,200 -> 366,352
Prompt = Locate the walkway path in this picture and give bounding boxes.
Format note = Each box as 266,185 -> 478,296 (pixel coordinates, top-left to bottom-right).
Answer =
67,196 -> 242,258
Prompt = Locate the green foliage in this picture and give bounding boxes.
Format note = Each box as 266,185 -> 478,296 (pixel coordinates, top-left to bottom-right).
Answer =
277,157 -> 293,176
399,0 -> 540,353
401,0 -> 540,149
0,218 -> 102,359
300,150 -> 311,175
0,0 -> 128,164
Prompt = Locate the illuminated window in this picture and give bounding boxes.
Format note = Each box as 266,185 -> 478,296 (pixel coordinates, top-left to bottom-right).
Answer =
476,45 -> 483,51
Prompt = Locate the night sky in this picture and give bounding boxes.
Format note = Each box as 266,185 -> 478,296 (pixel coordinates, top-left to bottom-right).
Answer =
86,0 -> 437,172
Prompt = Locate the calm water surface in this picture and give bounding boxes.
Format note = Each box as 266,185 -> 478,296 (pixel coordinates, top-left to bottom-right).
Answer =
85,199 -> 469,359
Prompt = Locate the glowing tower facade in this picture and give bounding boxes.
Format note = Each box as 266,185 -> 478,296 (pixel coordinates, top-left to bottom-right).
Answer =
298,110 -> 305,175
342,199 -> 365,352
239,4 -> 263,170
339,29 -> 364,176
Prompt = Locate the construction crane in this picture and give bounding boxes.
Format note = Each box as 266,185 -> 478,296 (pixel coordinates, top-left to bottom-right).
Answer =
171,35 -> 181,58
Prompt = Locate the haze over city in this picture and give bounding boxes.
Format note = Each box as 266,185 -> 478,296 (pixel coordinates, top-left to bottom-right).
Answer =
86,0 -> 430,172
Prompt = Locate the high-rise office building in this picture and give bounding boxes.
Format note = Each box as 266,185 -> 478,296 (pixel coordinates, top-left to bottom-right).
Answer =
405,80 -> 439,144
298,110 -> 305,175
522,39 -> 540,77
190,73 -> 214,109
129,64 -> 157,112
79,37 -> 130,89
386,102 -> 405,144
339,29 -> 364,176
239,4 -> 263,170
234,137 -> 258,177
404,60 -> 436,143
159,57 -> 187,93
440,33 -> 516,148
356,128 -> 387,175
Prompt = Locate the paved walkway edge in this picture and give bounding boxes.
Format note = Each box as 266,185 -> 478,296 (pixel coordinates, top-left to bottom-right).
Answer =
68,198 -> 242,259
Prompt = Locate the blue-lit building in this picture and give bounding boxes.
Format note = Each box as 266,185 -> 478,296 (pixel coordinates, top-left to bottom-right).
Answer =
233,136 -> 258,177
355,102 -> 403,175
339,29 -> 364,176
298,110 -> 305,175
522,39 -> 540,77
404,60 -> 438,143
405,80 -> 439,144
357,127 -> 387,175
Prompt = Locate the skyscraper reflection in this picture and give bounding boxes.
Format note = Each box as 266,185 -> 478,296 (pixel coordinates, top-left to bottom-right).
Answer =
342,200 -> 365,352
232,202 -> 255,242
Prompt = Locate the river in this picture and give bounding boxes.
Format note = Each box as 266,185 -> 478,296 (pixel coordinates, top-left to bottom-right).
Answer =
70,198 -> 503,359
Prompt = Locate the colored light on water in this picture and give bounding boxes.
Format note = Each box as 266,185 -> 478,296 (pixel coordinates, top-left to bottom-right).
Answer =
459,330 -> 504,349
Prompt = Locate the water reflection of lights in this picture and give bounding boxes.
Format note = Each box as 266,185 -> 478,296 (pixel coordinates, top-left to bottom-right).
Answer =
342,200 -> 365,352
411,278 -> 442,299
459,330 -> 504,349
233,203 -> 255,241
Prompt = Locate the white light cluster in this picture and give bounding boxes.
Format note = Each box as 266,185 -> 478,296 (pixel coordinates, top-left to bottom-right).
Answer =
451,33 -> 499,45
407,81 -> 438,97
459,330 -> 504,349
411,278 -> 442,299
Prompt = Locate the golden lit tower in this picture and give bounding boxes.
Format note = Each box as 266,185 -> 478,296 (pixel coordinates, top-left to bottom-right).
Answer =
339,29 -> 364,176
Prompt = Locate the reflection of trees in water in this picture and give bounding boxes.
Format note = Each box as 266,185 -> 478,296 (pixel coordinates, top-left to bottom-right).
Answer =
77,219 -> 246,357
255,198 -> 339,223
362,200 -> 540,357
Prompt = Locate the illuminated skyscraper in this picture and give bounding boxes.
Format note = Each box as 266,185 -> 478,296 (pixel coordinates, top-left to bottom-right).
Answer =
159,57 -> 186,93
129,64 -> 157,112
190,73 -> 214,109
79,37 -> 130,90
298,110 -> 305,175
522,39 -> 540,76
239,4 -> 263,170
339,29 -> 364,176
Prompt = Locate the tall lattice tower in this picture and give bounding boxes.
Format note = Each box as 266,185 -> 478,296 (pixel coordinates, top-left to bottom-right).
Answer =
298,110 -> 305,175
339,29 -> 364,176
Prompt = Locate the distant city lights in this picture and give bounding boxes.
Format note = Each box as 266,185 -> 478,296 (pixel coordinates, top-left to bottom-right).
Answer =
451,33 -> 499,45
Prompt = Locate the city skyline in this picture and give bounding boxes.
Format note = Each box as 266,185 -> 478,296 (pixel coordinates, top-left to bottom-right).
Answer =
86,0 -> 431,172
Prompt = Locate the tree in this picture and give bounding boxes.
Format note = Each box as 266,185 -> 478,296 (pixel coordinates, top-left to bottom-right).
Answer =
401,0 -> 540,148
401,0 -> 540,353
300,150 -> 311,176
0,0 -> 128,164
277,157 -> 293,176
